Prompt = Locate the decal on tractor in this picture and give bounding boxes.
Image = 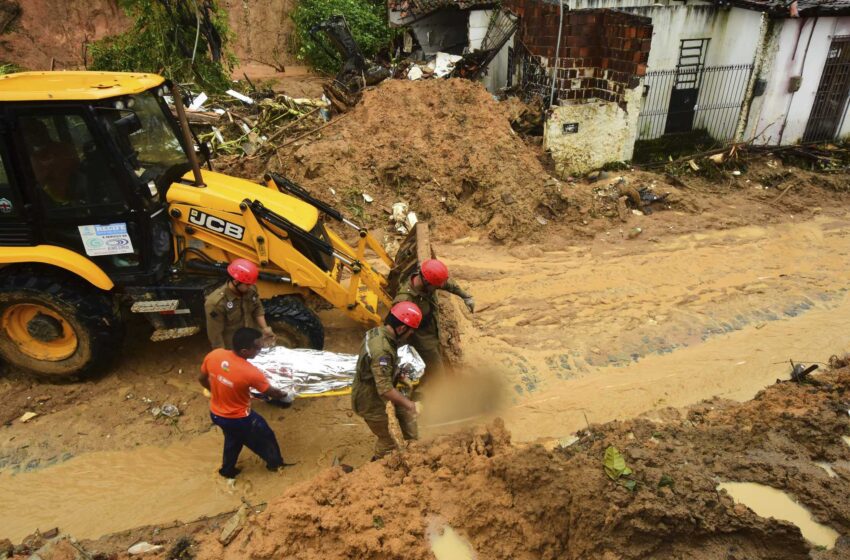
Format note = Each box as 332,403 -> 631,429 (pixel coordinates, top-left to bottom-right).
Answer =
188,209 -> 245,240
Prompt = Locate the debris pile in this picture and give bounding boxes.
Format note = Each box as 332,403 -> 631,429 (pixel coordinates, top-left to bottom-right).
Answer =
182,87 -> 330,159
260,79 -> 571,243
191,368 -> 850,560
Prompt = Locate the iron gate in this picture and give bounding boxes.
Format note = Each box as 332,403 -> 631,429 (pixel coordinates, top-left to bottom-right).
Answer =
803,36 -> 850,143
637,64 -> 753,142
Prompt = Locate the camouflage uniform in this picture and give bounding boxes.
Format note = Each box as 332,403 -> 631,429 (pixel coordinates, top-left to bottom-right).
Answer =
393,275 -> 469,377
351,326 -> 417,457
204,283 -> 265,349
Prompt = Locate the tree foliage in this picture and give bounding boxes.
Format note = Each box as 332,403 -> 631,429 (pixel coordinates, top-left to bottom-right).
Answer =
291,0 -> 394,73
89,0 -> 236,91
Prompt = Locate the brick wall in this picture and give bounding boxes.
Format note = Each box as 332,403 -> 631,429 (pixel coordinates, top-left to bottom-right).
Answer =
504,1 -> 652,106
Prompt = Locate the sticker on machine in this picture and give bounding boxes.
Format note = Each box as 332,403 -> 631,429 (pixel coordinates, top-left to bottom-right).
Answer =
78,223 -> 135,256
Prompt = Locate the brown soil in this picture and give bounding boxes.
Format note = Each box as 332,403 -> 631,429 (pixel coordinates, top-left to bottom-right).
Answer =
220,78 -> 850,247
0,0 -> 304,78
249,79 -> 561,243
0,0 -> 128,70
95,370 -> 849,560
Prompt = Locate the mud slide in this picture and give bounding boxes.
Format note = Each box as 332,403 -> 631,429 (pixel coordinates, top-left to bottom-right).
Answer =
3,213 -> 850,546
192,369 -> 850,559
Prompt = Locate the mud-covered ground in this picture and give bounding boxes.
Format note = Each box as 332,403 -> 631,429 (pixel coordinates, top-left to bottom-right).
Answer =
12,368 -> 850,559
186,368 -> 850,560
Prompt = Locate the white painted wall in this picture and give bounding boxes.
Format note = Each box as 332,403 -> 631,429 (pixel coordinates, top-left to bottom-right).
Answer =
746,16 -> 850,145
546,85 -> 644,176
565,1 -> 762,69
468,9 -> 515,93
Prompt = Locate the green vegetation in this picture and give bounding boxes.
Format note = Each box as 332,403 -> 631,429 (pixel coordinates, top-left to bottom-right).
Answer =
291,0 -> 394,73
0,62 -> 21,75
632,129 -> 721,164
89,0 -> 235,91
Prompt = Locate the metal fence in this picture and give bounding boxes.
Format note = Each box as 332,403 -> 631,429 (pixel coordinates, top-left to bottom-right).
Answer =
804,36 -> 850,142
636,64 -> 753,142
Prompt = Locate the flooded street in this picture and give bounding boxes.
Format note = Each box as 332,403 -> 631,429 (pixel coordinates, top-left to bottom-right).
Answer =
3,214 -> 850,541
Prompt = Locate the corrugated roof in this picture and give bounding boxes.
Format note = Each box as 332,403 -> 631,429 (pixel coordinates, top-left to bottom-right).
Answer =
389,0 -> 496,22
721,0 -> 850,17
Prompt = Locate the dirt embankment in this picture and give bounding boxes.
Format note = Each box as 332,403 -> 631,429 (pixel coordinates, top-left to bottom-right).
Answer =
0,0 -> 128,69
223,0 -> 300,70
168,370 -> 850,560
0,0 -> 300,72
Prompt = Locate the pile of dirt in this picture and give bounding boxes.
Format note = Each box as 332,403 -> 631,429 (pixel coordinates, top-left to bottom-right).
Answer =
184,370 -> 850,560
268,79 -> 571,243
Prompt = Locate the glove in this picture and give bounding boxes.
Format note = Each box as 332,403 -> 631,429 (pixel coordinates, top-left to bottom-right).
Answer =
463,296 -> 475,313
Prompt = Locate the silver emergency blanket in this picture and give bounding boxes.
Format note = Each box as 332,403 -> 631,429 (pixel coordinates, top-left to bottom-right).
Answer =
249,344 -> 425,397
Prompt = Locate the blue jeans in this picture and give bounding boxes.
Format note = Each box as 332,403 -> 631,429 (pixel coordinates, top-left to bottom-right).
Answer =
210,410 -> 283,477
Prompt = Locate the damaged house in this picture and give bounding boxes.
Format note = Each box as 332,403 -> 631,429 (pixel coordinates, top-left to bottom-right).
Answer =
390,0 -> 850,176
389,0 -> 653,174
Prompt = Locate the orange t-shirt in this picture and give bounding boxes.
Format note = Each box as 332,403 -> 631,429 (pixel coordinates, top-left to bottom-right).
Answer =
201,349 -> 270,418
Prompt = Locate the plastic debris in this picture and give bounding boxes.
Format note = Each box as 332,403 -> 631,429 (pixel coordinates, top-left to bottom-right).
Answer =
362,193 -> 374,203
160,404 -> 180,418
433,52 -> 463,78
225,89 -> 254,104
408,66 -> 423,80
188,92 -> 208,112
128,542 -> 164,555
19,411 -> 38,423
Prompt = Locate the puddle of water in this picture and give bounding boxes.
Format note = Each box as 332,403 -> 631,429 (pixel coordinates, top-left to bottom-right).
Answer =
717,482 -> 839,549
0,431 -> 311,541
428,520 -> 475,560
816,462 -> 838,478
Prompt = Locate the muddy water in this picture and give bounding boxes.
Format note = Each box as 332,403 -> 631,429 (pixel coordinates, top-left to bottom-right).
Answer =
0,428 -> 346,541
4,215 -> 850,540
440,216 -> 850,441
718,482 -> 840,549
428,520 -> 475,560
0,393 -> 375,541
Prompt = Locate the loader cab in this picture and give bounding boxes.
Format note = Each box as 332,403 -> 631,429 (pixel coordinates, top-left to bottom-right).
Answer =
0,73 -> 192,285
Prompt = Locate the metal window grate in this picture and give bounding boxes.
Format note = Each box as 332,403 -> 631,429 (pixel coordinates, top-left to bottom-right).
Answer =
636,64 -> 753,142
803,36 -> 850,143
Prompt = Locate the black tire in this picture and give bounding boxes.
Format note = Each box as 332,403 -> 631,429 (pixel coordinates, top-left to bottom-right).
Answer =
263,295 -> 324,350
0,270 -> 124,379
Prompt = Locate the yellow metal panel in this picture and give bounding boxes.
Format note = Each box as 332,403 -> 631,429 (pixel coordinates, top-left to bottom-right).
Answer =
168,171 -> 320,232
0,245 -> 113,290
0,72 -> 165,102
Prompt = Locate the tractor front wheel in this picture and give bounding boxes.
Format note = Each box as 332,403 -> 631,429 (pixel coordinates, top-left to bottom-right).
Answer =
0,271 -> 124,379
263,295 -> 324,350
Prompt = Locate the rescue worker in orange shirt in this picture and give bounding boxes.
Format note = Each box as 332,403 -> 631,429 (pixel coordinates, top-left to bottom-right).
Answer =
198,327 -> 291,478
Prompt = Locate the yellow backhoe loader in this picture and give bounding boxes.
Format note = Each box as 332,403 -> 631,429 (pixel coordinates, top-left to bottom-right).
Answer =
0,71 -> 429,378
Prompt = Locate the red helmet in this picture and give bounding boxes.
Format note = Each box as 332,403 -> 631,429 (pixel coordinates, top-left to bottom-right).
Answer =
390,301 -> 422,329
227,258 -> 259,285
420,259 -> 449,287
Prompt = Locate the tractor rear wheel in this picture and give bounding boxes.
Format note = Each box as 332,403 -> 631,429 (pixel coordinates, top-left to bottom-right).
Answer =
263,295 -> 324,350
0,271 -> 124,379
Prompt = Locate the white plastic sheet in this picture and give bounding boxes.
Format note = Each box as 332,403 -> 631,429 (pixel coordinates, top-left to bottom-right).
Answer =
250,345 -> 425,397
